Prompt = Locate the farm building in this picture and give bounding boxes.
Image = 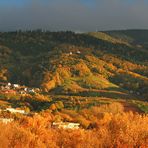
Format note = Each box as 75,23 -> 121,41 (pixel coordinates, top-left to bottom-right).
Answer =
52,122 -> 80,129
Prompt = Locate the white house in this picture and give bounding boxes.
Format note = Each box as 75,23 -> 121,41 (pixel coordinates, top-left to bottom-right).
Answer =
24,88 -> 28,91
8,83 -> 11,86
52,122 -> 80,129
28,88 -> 35,93
6,108 -> 26,114
69,52 -> 73,55
0,118 -> 14,124
77,51 -> 81,54
13,84 -> 19,88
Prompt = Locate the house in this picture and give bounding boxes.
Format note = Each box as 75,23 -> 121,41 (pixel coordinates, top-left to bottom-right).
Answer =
77,51 -> 81,54
20,91 -> 26,94
13,84 -> 19,88
28,88 -> 35,93
34,88 -> 41,92
8,83 -> 11,86
0,82 -> 10,90
69,52 -> 73,55
6,108 -> 26,114
24,88 -> 28,91
0,118 -> 14,124
52,122 -> 80,129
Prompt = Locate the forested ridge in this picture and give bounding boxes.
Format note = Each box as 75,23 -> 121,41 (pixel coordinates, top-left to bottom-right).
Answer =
0,30 -> 148,98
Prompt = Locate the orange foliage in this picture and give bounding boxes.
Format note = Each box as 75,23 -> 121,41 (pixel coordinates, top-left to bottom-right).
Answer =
0,105 -> 148,147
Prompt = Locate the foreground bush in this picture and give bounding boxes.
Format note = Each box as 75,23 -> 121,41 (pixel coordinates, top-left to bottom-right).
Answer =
0,110 -> 147,148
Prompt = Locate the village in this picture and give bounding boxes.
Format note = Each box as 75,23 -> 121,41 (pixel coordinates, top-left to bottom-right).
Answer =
0,82 -> 81,129
0,107 -> 29,124
0,82 -> 41,95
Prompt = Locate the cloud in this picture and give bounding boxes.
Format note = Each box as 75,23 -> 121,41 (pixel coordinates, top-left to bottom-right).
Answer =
0,0 -> 148,31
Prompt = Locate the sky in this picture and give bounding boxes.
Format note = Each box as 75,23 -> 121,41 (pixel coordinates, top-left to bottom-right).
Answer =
0,0 -> 148,32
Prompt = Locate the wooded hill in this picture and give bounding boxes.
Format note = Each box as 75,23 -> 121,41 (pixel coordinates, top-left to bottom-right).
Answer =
0,30 -> 148,100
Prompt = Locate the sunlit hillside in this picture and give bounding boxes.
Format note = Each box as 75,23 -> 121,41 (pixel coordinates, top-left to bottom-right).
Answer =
0,30 -> 148,98
0,30 -> 148,147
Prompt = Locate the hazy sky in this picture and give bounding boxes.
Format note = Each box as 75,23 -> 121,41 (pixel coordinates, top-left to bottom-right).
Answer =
0,0 -> 148,31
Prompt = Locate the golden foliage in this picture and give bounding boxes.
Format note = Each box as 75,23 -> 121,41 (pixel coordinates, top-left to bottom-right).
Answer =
74,62 -> 91,76
41,80 -> 56,92
0,111 -> 147,147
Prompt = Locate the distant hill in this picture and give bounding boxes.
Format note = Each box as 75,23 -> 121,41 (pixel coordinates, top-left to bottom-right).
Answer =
105,29 -> 148,49
87,32 -> 130,46
0,30 -> 148,100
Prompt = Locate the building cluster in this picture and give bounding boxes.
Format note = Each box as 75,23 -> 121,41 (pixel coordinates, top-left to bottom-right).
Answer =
69,50 -> 81,55
0,107 -> 28,124
0,82 -> 40,94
